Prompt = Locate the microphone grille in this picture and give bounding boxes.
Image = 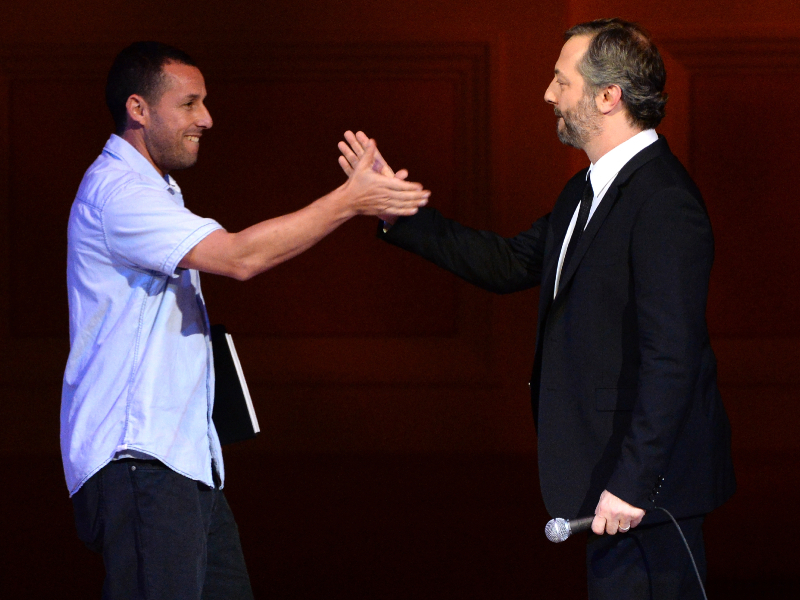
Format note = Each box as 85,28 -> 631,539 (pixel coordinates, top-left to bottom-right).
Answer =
544,518 -> 570,543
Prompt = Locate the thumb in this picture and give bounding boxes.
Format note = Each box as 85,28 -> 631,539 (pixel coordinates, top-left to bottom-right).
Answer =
356,140 -> 377,173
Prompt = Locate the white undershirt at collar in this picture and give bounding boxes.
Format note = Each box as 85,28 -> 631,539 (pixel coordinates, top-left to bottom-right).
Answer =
588,128 -> 658,218
553,129 -> 658,298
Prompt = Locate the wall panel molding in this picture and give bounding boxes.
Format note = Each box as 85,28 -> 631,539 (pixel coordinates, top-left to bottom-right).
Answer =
0,67 -> 9,342
658,36 -> 800,385
659,37 -> 800,70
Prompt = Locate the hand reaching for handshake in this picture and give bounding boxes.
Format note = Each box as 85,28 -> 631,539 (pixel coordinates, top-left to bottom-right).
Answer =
338,130 -> 412,226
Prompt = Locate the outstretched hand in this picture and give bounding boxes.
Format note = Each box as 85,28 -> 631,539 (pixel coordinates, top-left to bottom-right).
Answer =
592,489 -> 646,535
338,130 -> 409,181
340,138 -> 428,218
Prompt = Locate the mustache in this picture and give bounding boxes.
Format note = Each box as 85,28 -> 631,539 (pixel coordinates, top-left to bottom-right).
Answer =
554,107 -> 564,118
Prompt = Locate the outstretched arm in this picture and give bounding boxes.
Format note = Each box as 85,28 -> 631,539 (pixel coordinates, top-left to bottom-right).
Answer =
338,130 -> 547,293
179,140 -> 429,280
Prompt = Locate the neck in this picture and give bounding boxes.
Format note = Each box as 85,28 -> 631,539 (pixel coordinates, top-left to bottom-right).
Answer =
120,128 -> 165,176
583,114 -> 644,164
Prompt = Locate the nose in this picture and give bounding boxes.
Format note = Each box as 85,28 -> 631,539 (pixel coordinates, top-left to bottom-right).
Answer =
544,78 -> 557,105
198,102 -> 213,129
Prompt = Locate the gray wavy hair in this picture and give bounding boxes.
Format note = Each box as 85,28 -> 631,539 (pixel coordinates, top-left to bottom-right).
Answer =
565,19 -> 668,130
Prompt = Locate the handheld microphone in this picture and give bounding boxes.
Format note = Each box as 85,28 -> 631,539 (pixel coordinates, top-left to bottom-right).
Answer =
544,515 -> 595,543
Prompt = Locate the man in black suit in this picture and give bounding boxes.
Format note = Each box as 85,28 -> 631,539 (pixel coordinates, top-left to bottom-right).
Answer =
339,18 -> 735,600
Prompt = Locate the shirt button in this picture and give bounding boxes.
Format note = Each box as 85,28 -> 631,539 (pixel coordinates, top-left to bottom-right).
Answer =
131,465 -> 137,471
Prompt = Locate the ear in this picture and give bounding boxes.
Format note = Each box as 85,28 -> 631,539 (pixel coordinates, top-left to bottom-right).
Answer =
596,84 -> 623,116
125,94 -> 149,128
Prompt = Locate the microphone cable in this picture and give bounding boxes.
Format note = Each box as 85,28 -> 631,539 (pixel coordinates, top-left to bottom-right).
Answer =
654,506 -> 708,600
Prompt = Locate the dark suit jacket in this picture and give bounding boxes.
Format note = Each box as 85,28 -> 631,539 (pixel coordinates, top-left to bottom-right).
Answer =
381,136 -> 736,522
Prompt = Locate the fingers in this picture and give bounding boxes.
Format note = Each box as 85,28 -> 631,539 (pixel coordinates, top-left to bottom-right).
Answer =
351,140 -> 384,178
338,141 -> 359,173
591,515 -> 606,536
357,186 -> 430,217
395,169 -> 409,181
355,130 -> 370,148
358,139 -> 377,168
339,132 -> 428,217
350,142 -> 424,193
592,514 -> 629,535
593,489 -> 646,535
381,204 -> 424,217
378,176 -> 423,191
379,194 -> 429,216
340,131 -> 397,178
337,155 -> 354,177
384,189 -> 429,201
358,134 -> 395,177
344,130 -> 366,157
342,135 -> 377,176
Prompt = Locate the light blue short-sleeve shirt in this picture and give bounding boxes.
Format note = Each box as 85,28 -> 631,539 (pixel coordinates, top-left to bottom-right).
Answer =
61,134 -> 225,496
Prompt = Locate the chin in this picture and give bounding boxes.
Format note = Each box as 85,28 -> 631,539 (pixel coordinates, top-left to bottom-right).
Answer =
178,148 -> 200,167
178,158 -> 199,171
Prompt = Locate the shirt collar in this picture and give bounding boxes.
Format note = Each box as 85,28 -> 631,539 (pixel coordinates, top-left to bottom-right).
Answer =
587,129 -> 658,196
103,134 -> 180,193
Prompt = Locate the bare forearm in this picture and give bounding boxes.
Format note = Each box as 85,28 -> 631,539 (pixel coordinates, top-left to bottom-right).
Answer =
180,185 -> 353,280
180,139 -> 428,280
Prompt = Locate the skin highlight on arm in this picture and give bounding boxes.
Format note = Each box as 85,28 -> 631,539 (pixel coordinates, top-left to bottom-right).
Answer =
179,141 -> 429,280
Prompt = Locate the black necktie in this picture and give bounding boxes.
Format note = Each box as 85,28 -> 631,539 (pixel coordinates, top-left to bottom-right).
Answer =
559,178 -> 594,289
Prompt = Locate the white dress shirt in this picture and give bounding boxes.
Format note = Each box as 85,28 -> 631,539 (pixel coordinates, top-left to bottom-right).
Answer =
553,129 -> 659,297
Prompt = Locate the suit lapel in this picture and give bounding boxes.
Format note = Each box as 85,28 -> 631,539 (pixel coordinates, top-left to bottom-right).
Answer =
555,183 -> 620,295
555,136 -> 669,296
540,180 -> 583,306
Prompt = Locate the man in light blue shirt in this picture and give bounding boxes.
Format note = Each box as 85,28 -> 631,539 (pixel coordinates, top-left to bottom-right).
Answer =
64,41 -> 430,599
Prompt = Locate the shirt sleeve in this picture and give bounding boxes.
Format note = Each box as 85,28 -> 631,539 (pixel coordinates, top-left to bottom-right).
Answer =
102,179 -> 223,276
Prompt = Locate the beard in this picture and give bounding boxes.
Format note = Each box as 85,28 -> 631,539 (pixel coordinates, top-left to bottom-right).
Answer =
555,93 -> 603,149
146,114 -> 200,173
149,140 -> 198,173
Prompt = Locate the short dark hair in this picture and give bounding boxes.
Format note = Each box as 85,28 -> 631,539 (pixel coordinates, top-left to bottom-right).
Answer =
565,19 -> 667,130
105,42 -> 197,134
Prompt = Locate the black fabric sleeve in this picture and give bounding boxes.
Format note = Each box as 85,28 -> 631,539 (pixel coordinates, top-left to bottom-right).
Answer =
379,207 -> 549,295
605,186 -> 714,508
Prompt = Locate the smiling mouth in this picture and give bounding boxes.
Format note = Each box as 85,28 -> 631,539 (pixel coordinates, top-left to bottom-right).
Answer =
186,135 -> 200,143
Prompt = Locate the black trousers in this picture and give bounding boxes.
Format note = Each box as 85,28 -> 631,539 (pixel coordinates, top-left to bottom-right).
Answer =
586,515 -> 706,600
72,459 -> 253,600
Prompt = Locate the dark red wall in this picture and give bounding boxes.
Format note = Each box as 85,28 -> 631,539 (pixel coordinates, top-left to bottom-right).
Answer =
1,0 -> 797,596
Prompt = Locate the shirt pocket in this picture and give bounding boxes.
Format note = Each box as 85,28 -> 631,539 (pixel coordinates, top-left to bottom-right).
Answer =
595,387 -> 637,411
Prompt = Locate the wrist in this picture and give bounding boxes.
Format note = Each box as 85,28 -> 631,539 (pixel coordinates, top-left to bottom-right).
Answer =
328,182 -> 359,220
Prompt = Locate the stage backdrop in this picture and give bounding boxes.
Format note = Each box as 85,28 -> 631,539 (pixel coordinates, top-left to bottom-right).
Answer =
1,0 -> 797,597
